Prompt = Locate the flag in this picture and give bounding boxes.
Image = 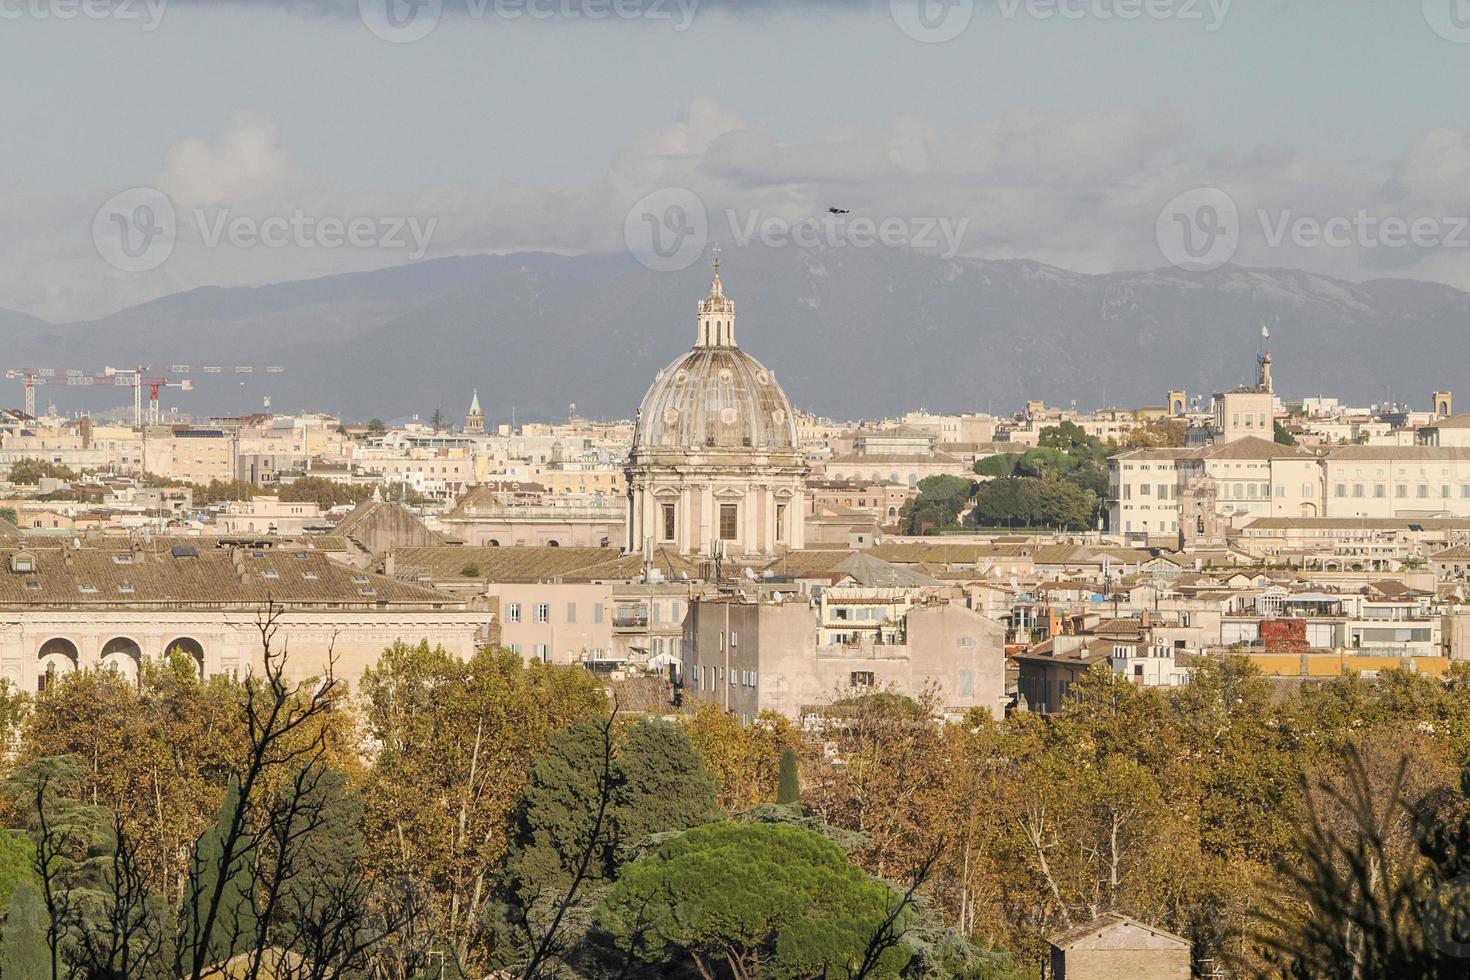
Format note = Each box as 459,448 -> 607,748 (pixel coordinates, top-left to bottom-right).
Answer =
1261,322 -> 1271,340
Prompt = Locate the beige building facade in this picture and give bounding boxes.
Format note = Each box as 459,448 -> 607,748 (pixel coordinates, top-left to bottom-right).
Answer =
0,544 -> 489,692
680,593 -> 1005,722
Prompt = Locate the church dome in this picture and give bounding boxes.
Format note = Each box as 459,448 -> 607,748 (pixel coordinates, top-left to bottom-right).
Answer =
631,272 -> 799,453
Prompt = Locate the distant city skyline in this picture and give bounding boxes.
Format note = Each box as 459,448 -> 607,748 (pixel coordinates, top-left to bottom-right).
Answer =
5,2 -> 1470,321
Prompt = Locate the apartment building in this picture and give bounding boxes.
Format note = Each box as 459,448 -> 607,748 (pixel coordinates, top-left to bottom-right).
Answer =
805,480 -> 913,525
1321,446 -> 1470,518
141,426 -> 238,485
384,544 -> 693,668
680,591 -> 1005,722
1235,516 -> 1470,565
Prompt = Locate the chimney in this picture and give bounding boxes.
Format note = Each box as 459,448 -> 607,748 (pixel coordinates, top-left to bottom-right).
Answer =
1140,608 -> 1150,629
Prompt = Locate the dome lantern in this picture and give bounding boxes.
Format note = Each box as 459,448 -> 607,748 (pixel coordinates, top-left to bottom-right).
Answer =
697,255 -> 736,347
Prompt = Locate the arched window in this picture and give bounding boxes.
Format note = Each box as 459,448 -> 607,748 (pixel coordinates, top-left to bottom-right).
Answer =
164,637 -> 206,678
38,637 -> 79,691
100,637 -> 143,681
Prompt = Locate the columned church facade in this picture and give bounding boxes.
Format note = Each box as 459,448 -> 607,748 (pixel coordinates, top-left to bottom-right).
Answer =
625,270 -> 807,558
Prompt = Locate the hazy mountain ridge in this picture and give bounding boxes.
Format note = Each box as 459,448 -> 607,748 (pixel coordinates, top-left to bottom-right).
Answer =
2,249 -> 1466,422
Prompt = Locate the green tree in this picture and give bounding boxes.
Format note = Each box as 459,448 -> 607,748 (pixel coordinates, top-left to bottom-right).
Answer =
1037,420 -> 1111,462
4,459 -> 79,484
430,409 -> 445,433
192,479 -> 258,504
972,426 -> 1111,525
0,506 -> 17,528
611,718 -> 720,863
503,718 -> 618,908
1274,420 -> 1297,446
496,717 -> 720,969
366,419 -> 387,437
596,822 -> 912,979
0,832 -> 36,915
900,475 -> 976,534
278,767 -> 363,927
973,454 -> 1023,479
969,475 -> 1095,530
777,747 -> 800,806
278,476 -> 374,510
1,879 -> 50,980
177,776 -> 256,969
1,756 -> 119,977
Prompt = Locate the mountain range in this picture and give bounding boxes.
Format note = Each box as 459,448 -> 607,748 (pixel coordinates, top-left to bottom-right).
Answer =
2,247 -> 1466,423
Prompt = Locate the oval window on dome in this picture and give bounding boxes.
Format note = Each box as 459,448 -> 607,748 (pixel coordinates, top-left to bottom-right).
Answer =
719,407 -> 738,425
772,409 -> 787,425
663,408 -> 680,425
674,369 -> 688,385
755,370 -> 769,385
718,369 -> 734,385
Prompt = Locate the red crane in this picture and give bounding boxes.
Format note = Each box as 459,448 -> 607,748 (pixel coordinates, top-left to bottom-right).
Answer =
5,364 -> 284,425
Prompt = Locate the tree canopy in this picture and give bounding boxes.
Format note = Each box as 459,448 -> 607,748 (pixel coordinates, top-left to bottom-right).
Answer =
596,822 -> 912,979
969,475 -> 1096,530
968,423 -> 1112,529
899,475 -> 975,533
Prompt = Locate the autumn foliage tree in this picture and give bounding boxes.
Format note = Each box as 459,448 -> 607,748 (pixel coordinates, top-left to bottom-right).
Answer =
358,641 -> 607,967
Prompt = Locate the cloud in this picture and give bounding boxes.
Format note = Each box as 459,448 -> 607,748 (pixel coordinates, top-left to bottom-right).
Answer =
159,111 -> 306,209
9,101 -> 1470,323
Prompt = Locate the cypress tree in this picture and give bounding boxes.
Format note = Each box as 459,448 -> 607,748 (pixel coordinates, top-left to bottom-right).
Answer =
777,747 -> 801,806
282,767 -> 363,919
611,718 -> 720,863
178,776 -> 257,971
0,879 -> 51,980
502,718 -> 615,910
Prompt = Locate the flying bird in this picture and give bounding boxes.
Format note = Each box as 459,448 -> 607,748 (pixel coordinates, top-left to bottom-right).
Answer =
827,207 -> 850,214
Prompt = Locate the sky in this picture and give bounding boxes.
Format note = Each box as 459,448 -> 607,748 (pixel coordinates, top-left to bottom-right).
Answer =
5,0 -> 1470,321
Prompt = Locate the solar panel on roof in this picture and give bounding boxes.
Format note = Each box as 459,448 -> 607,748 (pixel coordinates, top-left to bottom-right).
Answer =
171,546 -> 199,557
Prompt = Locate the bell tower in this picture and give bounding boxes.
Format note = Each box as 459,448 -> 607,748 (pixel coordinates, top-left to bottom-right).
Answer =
464,390 -> 485,435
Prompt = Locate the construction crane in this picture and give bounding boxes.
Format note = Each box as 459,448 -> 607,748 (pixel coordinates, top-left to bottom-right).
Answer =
104,367 -> 193,426
6,364 -> 284,425
3,368 -> 128,418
